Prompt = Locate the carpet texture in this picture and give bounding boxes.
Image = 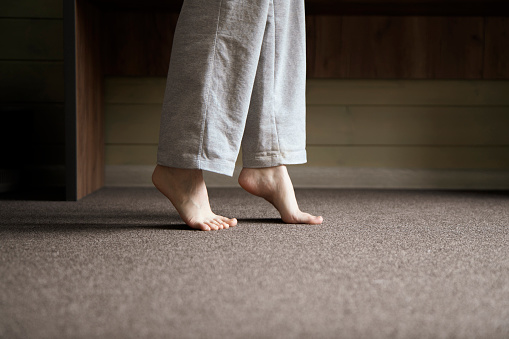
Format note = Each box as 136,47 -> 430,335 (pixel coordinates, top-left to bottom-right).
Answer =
1,187 -> 508,338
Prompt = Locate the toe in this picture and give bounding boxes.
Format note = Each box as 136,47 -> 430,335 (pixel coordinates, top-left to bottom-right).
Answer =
187,218 -> 211,231
205,221 -> 218,231
310,215 -> 323,225
304,213 -> 323,225
217,219 -> 229,229
212,219 -> 224,230
201,223 -> 211,231
196,222 -> 211,231
283,212 -> 323,225
221,216 -> 237,227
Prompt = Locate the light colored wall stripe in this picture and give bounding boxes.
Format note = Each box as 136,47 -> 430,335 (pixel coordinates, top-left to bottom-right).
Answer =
306,145 -> 509,169
307,105 -> 509,145
105,165 -> 509,190
105,104 -> 162,144
305,79 -> 509,106
104,77 -> 509,175
104,77 -> 509,106
105,144 -> 509,170
105,103 -> 509,146
104,77 -> 167,104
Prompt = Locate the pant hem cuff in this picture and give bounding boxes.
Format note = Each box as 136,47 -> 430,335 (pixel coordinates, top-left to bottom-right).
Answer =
157,156 -> 236,177
242,149 -> 307,168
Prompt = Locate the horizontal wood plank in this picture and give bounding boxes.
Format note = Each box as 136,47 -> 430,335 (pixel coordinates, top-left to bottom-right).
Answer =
104,77 -> 509,171
307,16 -> 484,79
105,77 -> 509,106
0,19 -> 63,60
97,13 -> 508,79
105,144 -> 509,170
104,77 -> 166,104
104,103 -> 509,146
306,79 -> 509,106
106,145 -> 158,165
307,106 -> 509,146
105,104 -> 161,144
0,61 -> 64,102
0,0 -> 63,18
102,11 -> 178,76
105,165 -> 509,190
307,145 -> 509,169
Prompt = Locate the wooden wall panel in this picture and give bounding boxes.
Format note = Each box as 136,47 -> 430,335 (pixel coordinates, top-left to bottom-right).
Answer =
103,103 -> 509,147
307,16 -> 485,78
306,15 -> 343,79
0,19 -> 63,60
103,77 -> 509,172
484,17 -> 509,79
105,104 -> 161,144
306,106 -> 509,146
104,77 -> 166,103
101,11 -> 179,76
305,79 -> 509,105
99,12 -> 507,80
104,77 -> 509,107
307,146 -> 509,169
106,145 -> 157,165
105,144 -> 509,170
75,0 -> 104,199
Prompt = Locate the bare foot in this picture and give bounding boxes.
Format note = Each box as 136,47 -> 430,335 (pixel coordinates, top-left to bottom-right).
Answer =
238,165 -> 323,224
152,165 -> 237,231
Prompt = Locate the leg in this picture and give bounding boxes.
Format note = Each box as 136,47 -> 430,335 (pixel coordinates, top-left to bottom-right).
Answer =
154,0 -> 274,230
157,0 -> 273,176
238,0 -> 323,224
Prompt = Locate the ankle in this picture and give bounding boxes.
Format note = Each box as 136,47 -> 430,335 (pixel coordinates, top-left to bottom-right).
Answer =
153,165 -> 204,187
155,165 -> 202,177
241,165 -> 286,177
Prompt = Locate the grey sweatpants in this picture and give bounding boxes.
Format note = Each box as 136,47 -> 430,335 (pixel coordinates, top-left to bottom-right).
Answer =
157,0 -> 307,176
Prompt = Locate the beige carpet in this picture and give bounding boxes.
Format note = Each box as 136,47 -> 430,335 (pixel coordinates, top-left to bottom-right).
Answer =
1,187 -> 508,338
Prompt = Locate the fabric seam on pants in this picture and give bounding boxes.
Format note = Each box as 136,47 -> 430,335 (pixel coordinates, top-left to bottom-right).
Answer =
198,0 -> 224,168
271,0 -> 282,166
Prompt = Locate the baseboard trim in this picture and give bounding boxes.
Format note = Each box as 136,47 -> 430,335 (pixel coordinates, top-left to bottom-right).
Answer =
105,165 -> 509,190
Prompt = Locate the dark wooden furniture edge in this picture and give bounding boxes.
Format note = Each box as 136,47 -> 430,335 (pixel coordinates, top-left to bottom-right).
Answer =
65,0 -> 105,201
